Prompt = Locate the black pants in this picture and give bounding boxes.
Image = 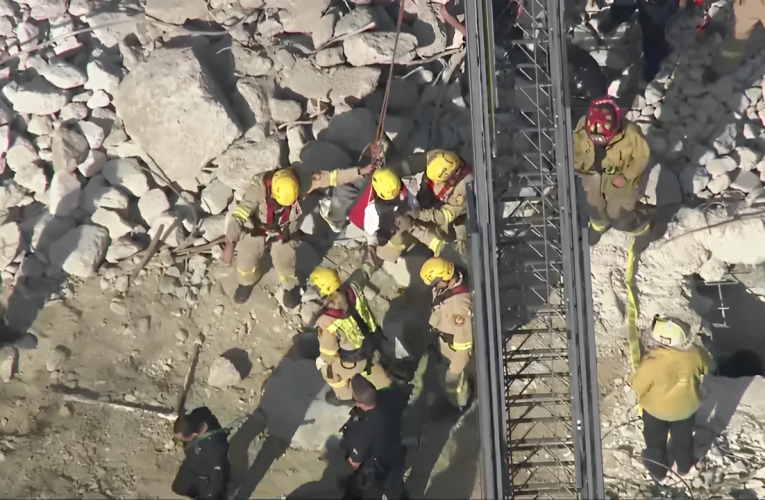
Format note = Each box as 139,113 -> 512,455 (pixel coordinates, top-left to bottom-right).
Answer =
642,411 -> 695,481
611,0 -> 673,80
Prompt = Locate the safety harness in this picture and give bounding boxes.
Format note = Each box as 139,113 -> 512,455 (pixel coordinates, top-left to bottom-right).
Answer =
322,284 -> 377,363
426,166 -> 473,205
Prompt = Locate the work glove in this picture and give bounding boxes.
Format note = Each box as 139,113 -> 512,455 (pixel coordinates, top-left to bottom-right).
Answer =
316,357 -> 329,371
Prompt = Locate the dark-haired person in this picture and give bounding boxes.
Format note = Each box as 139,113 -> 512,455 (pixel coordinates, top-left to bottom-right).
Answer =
433,0 -> 521,38
341,375 -> 409,499
172,407 -> 230,500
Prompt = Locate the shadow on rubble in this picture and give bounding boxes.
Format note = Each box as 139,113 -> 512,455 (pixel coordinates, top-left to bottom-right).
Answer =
227,332 -> 325,499
688,277 -> 765,461
286,436 -> 350,499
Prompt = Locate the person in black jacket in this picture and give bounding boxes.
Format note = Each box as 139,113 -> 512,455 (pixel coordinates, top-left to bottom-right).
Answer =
172,407 -> 230,500
341,375 -> 410,499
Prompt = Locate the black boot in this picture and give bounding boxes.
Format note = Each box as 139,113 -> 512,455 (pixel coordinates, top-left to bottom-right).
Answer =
234,284 -> 254,304
282,286 -> 302,309
325,390 -> 355,407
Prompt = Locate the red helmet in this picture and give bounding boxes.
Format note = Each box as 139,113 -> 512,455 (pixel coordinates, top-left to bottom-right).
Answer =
586,96 -> 622,146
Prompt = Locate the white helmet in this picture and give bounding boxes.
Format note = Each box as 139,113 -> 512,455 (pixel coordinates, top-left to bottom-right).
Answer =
649,315 -> 695,350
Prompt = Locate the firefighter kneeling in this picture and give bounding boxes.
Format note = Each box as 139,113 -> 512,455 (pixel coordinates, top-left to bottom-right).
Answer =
310,266 -> 392,406
420,257 -> 474,408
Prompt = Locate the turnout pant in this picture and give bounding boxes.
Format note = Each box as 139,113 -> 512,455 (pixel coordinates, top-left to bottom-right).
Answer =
440,337 -> 472,407
235,236 -> 298,290
580,173 -> 649,235
642,410 -> 695,481
715,0 -> 765,74
610,0 -> 673,80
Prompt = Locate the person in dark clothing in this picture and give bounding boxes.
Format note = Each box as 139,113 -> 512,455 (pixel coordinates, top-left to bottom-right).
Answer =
341,375 -> 410,500
435,0 -> 521,37
597,0 -> 684,81
172,407 -> 230,500
0,322 -> 38,350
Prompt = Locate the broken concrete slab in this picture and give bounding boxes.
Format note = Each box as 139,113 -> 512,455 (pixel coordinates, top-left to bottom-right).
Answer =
287,126 -> 306,164
2,77 -> 69,115
236,76 -> 275,129
230,43 -> 274,77
315,47 -> 346,68
102,158 -> 150,197
279,59 -> 380,105
105,234 -> 144,263
268,98 -> 302,125
115,47 -> 242,183
343,32 -> 418,67
215,137 -> 282,192
199,214 -> 225,242
49,224 -> 109,277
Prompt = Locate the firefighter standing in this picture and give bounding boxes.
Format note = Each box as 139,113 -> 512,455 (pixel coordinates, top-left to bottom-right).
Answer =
223,164 -> 373,306
310,264 -> 392,406
420,257 -> 473,408
370,150 -> 472,261
704,0 -> 765,82
573,96 -> 651,245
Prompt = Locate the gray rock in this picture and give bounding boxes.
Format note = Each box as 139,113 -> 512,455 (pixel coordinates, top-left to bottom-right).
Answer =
343,32 -> 418,67
14,163 -> 47,193
642,164 -> 682,206
410,1 -> 447,59
87,90 -> 111,109
145,0 -> 207,24
730,169 -> 761,193
230,43 -> 274,77
80,174 -> 130,213
199,214 -> 225,242
77,150 -> 107,177
236,76 -> 274,129
745,86 -> 763,104
137,188 -> 170,224
733,147 -> 762,172
279,58 -> 380,106
687,144 -> 716,166
707,172 -> 732,194
0,180 -> 25,211
59,102 -> 89,122
37,61 -> 87,89
333,5 -> 375,37
287,126 -> 306,164
81,11 -> 140,48
75,121 -> 105,149
324,108 -> 377,156
148,211 -> 186,247
91,207 -> 132,239
30,213 -> 77,258
26,0 -> 67,20
6,138 -> 39,171
644,83 -> 664,105
315,47 -> 346,67
711,123 -> 739,155
201,180 -> 233,215
49,171 -> 81,216
19,253 -> 44,280
0,222 -> 19,270
52,126 -> 89,173
84,59 -> 121,94
706,157 -> 738,177
27,115 -> 54,136
268,98 -> 301,125
102,158 -> 149,197
215,137 -> 281,192
208,356 -> 242,388
49,225 -> 109,277
105,235 -> 143,263
679,166 -> 709,194
2,77 -> 69,115
114,47 -> 242,183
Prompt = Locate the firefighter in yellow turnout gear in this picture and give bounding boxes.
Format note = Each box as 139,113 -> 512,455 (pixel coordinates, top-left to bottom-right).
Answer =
370,150 -> 472,262
311,265 -> 392,406
421,257 -> 474,408
224,164 -> 372,306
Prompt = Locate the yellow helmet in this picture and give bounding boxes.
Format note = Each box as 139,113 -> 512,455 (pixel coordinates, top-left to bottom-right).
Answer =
271,168 -> 299,206
309,267 -> 341,297
420,257 -> 455,285
372,169 -> 402,201
426,150 -> 464,183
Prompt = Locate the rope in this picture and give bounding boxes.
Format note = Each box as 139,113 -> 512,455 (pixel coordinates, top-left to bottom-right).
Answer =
373,0 -> 407,152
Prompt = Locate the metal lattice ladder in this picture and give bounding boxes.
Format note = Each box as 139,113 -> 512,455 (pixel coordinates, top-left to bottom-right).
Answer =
465,0 -> 605,498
